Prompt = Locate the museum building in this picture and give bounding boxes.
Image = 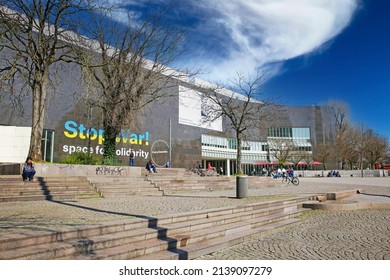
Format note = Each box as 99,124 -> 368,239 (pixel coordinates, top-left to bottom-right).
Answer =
0,31 -> 336,175
0,74 -> 335,176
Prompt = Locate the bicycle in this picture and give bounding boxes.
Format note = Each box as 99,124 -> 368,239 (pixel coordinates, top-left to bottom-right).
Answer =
282,174 -> 299,186
204,168 -> 216,176
191,167 -> 217,177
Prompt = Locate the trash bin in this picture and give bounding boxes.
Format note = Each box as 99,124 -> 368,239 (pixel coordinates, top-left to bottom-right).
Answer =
236,175 -> 248,198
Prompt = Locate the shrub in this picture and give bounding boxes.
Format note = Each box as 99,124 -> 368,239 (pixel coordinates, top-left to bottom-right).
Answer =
60,152 -> 101,165
101,156 -> 123,166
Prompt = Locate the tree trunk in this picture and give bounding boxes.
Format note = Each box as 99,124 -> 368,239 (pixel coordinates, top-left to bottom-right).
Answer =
102,122 -> 117,165
28,74 -> 48,162
236,133 -> 243,175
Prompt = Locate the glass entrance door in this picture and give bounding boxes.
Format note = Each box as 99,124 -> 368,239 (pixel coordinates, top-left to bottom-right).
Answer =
41,129 -> 55,162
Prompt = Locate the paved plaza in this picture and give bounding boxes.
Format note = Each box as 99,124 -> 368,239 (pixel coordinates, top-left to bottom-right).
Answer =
0,176 -> 389,259
196,209 -> 390,260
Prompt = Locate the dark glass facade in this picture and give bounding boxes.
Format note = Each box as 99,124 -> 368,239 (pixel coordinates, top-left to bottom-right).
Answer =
0,57 -> 335,170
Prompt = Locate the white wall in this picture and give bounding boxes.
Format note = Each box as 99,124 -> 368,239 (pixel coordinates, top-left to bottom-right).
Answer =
0,125 -> 31,163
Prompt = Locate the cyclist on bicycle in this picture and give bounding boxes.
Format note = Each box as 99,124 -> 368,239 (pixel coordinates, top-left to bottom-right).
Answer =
283,167 -> 299,186
287,167 -> 294,178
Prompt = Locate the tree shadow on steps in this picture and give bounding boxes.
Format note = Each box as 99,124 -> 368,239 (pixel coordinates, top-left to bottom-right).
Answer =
36,176 -> 188,259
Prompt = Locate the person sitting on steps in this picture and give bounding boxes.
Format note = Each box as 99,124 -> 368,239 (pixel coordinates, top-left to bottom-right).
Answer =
146,160 -> 157,174
22,156 -> 36,182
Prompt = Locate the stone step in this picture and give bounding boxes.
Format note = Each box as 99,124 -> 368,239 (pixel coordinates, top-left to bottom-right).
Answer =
0,195 -> 47,202
0,190 -> 43,196
90,179 -> 153,185
0,193 -> 97,199
0,193 -> 98,203
100,191 -> 163,197
0,218 -> 155,251
0,189 -> 97,197
95,186 -> 158,193
0,176 -> 99,203
141,168 -> 188,175
59,208 -> 306,260
0,177 -> 89,185
0,198 -> 308,259
155,184 -> 230,190
0,184 -> 93,191
94,187 -> 162,197
0,197 -> 307,245
0,181 -> 92,188
147,176 -> 282,194
88,177 -> 149,183
69,212 -> 305,260
93,185 -> 157,191
133,218 -> 301,260
149,177 -> 231,183
89,178 -> 163,197
153,181 -> 232,186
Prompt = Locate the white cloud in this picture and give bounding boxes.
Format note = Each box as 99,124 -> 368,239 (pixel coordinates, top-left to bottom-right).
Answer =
98,0 -> 146,24
194,0 -> 360,82
100,0 -> 360,83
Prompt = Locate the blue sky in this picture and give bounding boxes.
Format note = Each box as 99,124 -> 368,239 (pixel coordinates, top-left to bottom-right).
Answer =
264,0 -> 390,139
107,0 -> 389,139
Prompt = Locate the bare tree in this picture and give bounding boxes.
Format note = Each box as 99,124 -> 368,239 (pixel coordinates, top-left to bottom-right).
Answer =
0,0 -> 97,161
268,137 -> 311,168
363,129 -> 389,169
78,9 -> 191,164
325,100 -> 388,171
201,69 -> 282,175
338,124 -> 357,170
327,99 -> 351,169
345,124 -> 373,176
268,138 -> 294,166
313,143 -> 333,170
289,149 -> 312,169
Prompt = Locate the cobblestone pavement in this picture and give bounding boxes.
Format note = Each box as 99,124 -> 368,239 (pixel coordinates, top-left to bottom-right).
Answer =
0,176 -> 389,259
196,209 -> 390,260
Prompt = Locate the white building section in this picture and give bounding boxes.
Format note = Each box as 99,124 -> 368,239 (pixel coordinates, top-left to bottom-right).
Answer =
178,86 -> 223,131
0,125 -> 31,163
201,134 -> 269,163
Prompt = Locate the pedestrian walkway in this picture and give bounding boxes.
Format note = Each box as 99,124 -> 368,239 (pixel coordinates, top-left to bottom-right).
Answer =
196,208 -> 390,260
194,177 -> 390,260
0,175 -> 389,259
0,176 -> 389,235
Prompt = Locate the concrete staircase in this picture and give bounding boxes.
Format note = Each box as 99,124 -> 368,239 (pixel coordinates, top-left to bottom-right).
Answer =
147,173 -> 282,195
0,168 -> 283,201
0,197 -> 310,260
87,176 -> 163,197
148,176 -> 234,194
141,167 -> 194,177
0,176 -> 99,202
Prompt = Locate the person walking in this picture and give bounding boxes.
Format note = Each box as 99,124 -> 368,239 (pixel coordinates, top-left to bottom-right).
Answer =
129,150 -> 135,166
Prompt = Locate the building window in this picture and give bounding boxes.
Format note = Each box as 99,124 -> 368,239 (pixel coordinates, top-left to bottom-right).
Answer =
41,129 -> 55,162
228,139 -> 237,150
269,127 -> 310,140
